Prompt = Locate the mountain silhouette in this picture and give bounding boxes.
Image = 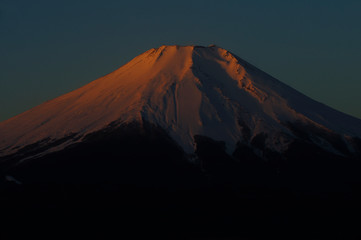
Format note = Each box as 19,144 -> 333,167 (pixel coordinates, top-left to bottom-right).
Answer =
1,45 -> 361,239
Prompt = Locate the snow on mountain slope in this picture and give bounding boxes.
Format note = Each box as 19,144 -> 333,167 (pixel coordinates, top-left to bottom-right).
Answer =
1,45 -> 361,157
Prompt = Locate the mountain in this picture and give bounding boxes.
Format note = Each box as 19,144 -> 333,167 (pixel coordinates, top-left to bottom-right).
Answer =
1,45 -> 361,159
1,45 -> 361,239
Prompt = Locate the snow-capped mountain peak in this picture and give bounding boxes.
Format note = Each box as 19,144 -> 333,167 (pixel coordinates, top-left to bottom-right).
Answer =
1,45 -> 361,158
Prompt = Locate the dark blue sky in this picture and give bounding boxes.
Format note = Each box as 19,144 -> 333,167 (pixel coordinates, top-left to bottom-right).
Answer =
1,0 -> 361,121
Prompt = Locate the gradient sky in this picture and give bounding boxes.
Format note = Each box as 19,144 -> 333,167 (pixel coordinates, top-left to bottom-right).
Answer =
1,0 -> 361,121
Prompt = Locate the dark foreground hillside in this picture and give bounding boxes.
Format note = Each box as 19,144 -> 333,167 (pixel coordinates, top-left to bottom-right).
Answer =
1,122 -> 361,239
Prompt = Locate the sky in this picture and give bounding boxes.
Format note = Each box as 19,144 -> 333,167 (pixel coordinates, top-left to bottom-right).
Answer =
1,0 -> 361,121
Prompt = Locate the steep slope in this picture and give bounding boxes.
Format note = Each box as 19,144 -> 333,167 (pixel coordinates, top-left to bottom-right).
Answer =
1,45 -> 361,159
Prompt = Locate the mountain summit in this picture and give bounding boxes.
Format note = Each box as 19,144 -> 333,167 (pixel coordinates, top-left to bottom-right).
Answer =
1,45 -> 361,158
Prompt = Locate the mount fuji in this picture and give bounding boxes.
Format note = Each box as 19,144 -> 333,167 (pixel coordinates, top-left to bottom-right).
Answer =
1,45 -> 360,160
1,45 -> 361,239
